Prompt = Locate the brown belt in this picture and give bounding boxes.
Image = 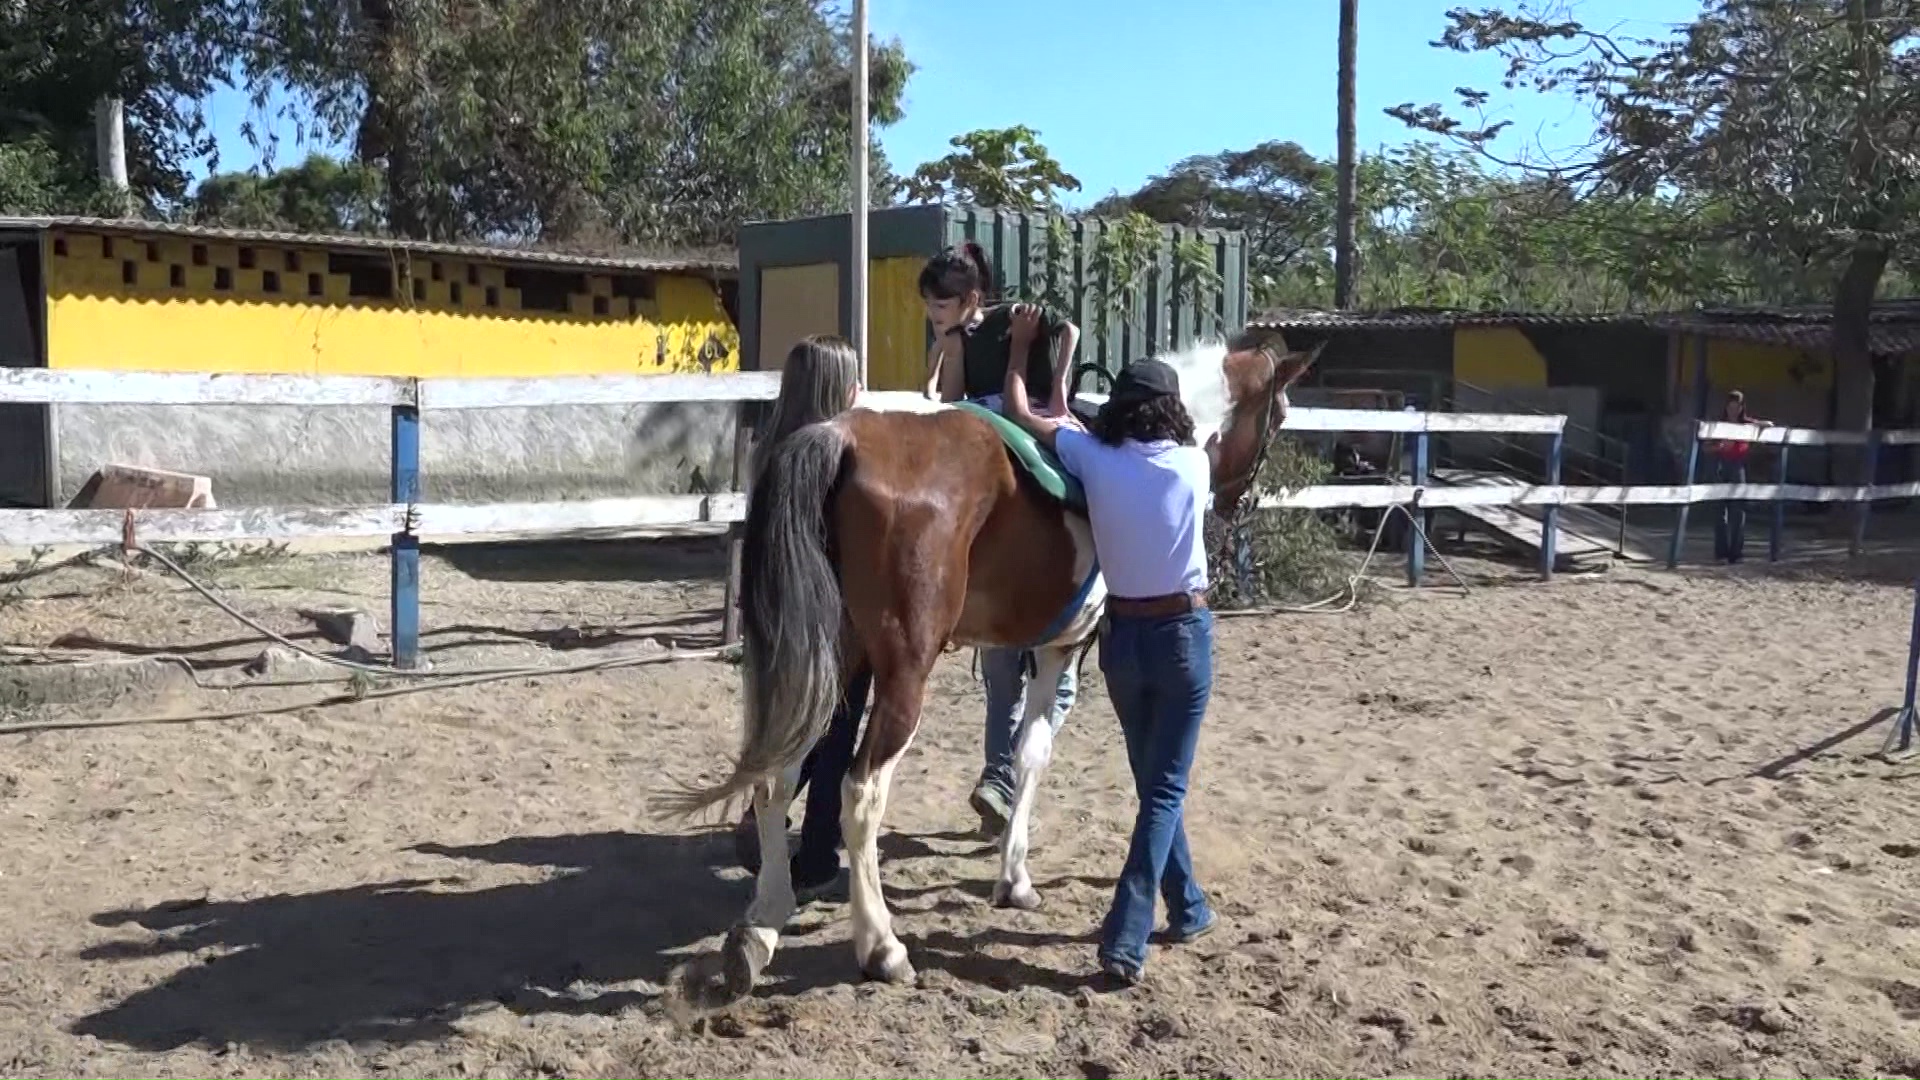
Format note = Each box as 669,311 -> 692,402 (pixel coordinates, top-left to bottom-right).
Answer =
1106,591 -> 1208,619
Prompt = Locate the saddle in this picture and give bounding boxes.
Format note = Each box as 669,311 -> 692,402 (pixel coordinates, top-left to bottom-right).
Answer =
952,401 -> 1087,513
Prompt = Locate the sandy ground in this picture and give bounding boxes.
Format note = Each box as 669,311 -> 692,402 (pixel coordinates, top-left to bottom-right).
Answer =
1,536 -> 1919,1078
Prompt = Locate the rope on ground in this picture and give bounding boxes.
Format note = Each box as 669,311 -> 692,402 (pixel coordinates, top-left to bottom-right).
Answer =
1213,503 -> 1473,619
132,542 -> 734,681
0,645 -> 737,737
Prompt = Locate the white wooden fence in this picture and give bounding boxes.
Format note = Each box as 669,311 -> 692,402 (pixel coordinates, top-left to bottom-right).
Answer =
3,368 -> 1916,664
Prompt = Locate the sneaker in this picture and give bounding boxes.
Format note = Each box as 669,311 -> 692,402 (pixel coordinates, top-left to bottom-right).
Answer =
1097,956 -> 1142,989
969,781 -> 1011,835
792,856 -> 842,902
1157,911 -> 1218,945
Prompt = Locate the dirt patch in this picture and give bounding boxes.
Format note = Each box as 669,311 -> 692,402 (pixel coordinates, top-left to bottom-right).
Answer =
0,544 -> 1916,1077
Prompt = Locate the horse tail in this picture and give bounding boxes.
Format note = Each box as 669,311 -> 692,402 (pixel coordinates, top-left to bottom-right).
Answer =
654,420 -> 853,819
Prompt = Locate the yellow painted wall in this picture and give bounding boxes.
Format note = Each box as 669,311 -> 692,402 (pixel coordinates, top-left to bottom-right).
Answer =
42,228 -> 739,377
1675,336 -> 1832,427
867,256 -> 927,392
1452,326 -> 1547,389
757,262 -> 840,370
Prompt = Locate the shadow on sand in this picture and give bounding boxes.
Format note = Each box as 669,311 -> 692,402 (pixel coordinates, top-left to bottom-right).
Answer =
72,828 -> 1103,1052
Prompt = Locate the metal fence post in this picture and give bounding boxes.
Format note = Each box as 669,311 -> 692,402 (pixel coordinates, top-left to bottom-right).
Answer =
1883,578 -> 1920,759
1541,430 -> 1563,580
1667,423 -> 1700,570
1770,443 -> 1790,562
390,400 -> 422,669
1852,432 -> 1881,559
1407,430 -> 1429,587
721,403 -> 756,646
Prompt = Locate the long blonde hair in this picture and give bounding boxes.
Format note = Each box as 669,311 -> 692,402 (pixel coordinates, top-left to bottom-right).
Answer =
753,335 -> 860,479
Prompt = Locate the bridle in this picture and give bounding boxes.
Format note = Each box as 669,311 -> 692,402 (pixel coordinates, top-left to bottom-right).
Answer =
1215,348 -> 1287,526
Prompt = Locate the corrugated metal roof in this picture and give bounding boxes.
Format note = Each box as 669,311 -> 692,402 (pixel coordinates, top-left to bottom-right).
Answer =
1251,308 -> 1651,331
0,216 -> 737,276
1656,318 -> 1920,353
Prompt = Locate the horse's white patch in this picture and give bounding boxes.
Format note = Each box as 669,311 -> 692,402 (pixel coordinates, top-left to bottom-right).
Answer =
1042,511 -> 1107,649
852,391 -> 952,415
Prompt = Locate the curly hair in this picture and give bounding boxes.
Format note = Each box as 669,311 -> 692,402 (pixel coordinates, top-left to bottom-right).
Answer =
1094,394 -> 1196,448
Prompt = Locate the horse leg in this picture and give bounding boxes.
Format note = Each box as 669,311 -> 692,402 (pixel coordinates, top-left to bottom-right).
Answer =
720,763 -> 802,998
992,644 -> 1073,911
841,664 -> 927,984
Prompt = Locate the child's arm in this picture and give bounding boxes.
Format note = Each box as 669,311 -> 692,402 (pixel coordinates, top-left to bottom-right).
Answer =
926,335 -> 963,401
1049,318 -> 1079,413
923,340 -> 943,399
1007,307 -> 1067,447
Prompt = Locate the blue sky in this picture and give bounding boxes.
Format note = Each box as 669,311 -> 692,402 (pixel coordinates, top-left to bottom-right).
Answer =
193,0 -> 1698,202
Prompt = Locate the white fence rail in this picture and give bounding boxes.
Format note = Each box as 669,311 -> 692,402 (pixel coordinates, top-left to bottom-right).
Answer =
4,369 -> 1917,661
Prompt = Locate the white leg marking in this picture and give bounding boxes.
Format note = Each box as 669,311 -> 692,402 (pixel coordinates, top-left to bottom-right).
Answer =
842,746 -> 914,982
726,764 -> 801,993
994,647 -> 1072,911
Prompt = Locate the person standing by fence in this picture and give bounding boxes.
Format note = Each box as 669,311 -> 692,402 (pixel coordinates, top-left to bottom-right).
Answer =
1705,390 -> 1770,564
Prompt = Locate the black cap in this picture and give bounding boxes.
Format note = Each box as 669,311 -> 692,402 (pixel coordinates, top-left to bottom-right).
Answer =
1109,358 -> 1180,405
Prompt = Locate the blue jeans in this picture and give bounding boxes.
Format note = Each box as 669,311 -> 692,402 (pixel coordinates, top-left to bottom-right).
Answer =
978,648 -> 1078,801
1097,610 -> 1215,974
1711,457 -> 1748,563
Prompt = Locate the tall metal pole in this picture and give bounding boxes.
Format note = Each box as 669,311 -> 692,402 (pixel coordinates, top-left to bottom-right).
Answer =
1333,0 -> 1358,309
850,0 -> 871,386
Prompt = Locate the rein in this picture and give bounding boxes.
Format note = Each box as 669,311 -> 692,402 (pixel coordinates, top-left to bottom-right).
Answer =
1217,350 -> 1285,526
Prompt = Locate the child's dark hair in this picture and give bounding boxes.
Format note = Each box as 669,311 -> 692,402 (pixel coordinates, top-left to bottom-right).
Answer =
918,241 -> 994,301
1095,395 -> 1197,448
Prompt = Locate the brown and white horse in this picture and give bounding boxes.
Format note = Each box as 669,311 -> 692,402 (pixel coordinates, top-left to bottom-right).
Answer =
659,334 -> 1316,1000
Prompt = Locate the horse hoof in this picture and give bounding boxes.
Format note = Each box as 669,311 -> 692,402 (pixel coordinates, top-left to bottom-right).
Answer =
721,925 -> 771,1000
991,881 -> 1043,911
862,942 -> 916,985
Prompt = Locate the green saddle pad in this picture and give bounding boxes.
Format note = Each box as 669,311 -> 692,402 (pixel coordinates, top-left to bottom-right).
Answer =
953,401 -> 1086,512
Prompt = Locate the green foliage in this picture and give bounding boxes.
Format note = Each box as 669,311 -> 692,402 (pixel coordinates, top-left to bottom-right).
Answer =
0,0 -> 235,211
1205,439 -> 1361,609
1389,0 -> 1920,432
189,154 -> 384,234
1096,141 -> 1332,308
903,125 -> 1081,211
0,137 -> 123,216
233,0 -> 913,244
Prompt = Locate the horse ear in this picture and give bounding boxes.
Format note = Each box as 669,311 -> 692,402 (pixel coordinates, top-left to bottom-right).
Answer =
1274,342 -> 1324,388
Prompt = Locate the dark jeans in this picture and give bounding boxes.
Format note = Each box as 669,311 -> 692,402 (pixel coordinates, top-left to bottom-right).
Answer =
1711,457 -> 1748,563
1097,609 -> 1216,974
739,669 -> 872,881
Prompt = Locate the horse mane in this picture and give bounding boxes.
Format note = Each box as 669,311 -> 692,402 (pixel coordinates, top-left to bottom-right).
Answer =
1152,337 -> 1232,445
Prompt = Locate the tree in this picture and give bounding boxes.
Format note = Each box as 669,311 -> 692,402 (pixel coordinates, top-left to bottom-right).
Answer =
1389,0 -> 1920,437
1097,141 -> 1334,307
0,0 -> 238,211
902,126 -> 1081,211
190,154 -> 385,233
1333,0 -> 1359,308
231,0 -> 912,244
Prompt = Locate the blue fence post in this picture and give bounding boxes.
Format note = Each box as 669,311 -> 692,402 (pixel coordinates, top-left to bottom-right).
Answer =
1407,430 -> 1429,587
390,399 -> 422,669
1884,578 -> 1920,758
1852,431 -> 1881,558
1667,422 -> 1701,570
1541,429 -> 1564,580
1770,443 -> 1790,562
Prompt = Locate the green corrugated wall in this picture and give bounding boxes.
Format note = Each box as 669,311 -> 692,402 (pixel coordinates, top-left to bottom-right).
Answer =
737,203 -> 1249,391
941,206 -> 1249,385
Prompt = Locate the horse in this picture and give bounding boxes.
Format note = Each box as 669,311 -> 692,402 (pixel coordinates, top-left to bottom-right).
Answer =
657,333 -> 1318,1000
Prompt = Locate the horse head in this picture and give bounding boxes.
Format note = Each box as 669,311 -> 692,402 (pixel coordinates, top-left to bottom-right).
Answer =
1209,338 -> 1322,520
